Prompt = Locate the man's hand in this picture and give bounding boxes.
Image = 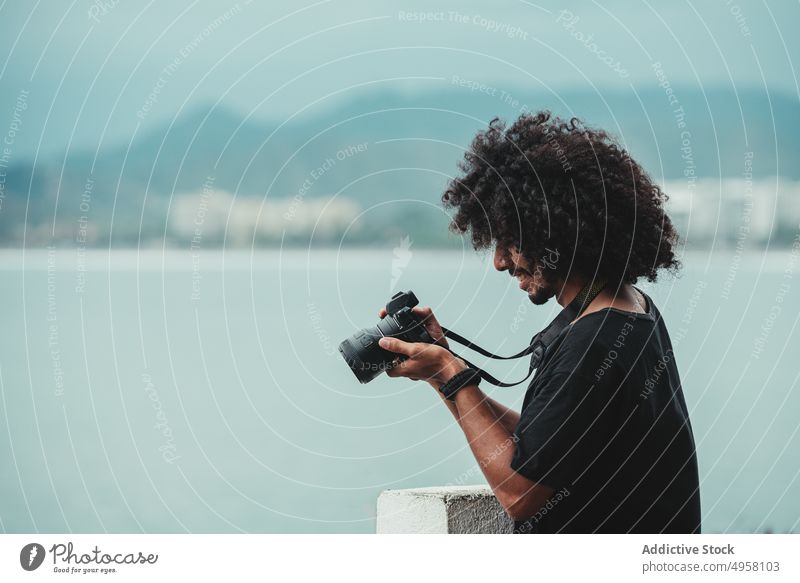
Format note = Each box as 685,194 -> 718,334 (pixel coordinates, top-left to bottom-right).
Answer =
377,306 -> 450,348
377,306 -> 464,386
377,304 -> 548,523
377,336 -> 467,386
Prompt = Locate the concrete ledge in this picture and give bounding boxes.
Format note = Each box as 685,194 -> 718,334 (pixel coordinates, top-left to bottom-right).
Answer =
376,485 -> 513,534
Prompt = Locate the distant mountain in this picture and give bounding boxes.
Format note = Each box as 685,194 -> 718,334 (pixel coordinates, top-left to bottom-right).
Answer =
2,86 -> 798,247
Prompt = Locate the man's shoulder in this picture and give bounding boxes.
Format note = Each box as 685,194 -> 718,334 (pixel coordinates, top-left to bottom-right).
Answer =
540,321 -> 618,377
571,305 -> 660,344
560,310 -> 638,349
542,309 -> 659,376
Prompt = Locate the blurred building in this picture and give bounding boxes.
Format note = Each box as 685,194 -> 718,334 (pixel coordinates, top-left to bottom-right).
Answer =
665,178 -> 800,247
170,190 -> 362,246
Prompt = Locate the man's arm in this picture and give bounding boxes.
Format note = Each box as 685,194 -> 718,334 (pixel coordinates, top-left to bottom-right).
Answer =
484,397 -> 521,435
377,306 -> 520,432
423,364 -> 553,522
430,374 -> 520,433
377,309 -> 550,522
449,383 -> 553,522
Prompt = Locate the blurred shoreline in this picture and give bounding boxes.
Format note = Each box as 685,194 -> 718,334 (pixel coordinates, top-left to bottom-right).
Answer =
0,247 -> 795,272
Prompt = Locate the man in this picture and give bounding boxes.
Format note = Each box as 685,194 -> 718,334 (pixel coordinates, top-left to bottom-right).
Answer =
378,112 -> 701,533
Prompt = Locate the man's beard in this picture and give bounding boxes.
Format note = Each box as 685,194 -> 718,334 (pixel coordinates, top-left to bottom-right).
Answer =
527,284 -> 555,305
523,271 -> 558,305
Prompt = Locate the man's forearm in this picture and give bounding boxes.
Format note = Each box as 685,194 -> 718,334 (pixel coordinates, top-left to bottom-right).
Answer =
484,396 -> 521,435
431,370 -> 519,431
451,385 -> 519,480
450,384 -> 553,520
431,381 -> 519,432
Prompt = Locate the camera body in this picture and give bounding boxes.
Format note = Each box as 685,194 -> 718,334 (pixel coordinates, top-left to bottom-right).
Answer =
339,291 -> 434,383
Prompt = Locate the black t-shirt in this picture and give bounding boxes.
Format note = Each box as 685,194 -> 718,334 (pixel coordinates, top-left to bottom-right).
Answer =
509,287 -> 701,533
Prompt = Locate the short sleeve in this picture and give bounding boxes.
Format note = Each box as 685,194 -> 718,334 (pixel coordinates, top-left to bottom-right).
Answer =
510,345 -> 622,488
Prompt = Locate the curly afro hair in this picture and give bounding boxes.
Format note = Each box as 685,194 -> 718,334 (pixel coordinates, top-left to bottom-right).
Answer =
442,111 -> 681,288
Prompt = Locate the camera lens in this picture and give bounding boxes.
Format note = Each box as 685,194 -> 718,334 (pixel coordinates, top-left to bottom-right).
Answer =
338,291 -> 431,384
338,320 -> 398,384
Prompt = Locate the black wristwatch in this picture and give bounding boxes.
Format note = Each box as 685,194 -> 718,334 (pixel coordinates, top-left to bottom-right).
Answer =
438,367 -> 482,401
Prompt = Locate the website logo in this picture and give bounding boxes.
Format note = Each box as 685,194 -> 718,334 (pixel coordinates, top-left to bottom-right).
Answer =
390,235 -> 413,291
20,543 -> 46,571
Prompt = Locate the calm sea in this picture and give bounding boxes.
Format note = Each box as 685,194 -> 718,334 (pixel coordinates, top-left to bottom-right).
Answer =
0,248 -> 797,533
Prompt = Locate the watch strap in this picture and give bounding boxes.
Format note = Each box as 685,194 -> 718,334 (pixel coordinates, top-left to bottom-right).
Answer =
438,367 -> 482,401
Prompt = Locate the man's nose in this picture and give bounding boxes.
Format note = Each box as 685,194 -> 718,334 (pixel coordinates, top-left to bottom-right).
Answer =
493,247 -> 511,271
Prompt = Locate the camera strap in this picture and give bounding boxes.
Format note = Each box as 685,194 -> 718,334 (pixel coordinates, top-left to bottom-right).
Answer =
439,279 -> 607,387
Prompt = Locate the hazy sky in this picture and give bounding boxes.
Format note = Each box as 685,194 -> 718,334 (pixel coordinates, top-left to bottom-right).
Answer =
1,0 -> 797,157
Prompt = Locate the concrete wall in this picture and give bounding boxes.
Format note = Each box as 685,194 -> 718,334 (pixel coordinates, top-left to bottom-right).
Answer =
376,485 -> 513,534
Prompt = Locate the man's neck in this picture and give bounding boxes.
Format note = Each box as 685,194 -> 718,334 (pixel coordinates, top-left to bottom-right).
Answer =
556,278 -> 645,316
555,277 -> 588,308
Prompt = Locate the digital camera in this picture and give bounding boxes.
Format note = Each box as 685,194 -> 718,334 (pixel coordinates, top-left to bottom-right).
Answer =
338,291 -> 434,383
